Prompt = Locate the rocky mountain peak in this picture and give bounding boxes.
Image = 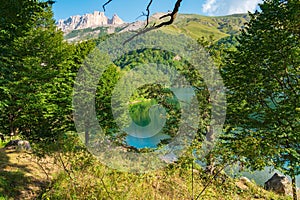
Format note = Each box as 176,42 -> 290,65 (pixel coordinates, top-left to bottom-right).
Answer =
109,14 -> 124,25
56,11 -> 125,33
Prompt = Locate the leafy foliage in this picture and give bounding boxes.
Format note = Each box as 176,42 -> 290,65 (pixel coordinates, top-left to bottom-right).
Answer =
0,0 -> 96,146
1,1 -> 299,199
221,0 -> 300,198
0,0 -> 66,140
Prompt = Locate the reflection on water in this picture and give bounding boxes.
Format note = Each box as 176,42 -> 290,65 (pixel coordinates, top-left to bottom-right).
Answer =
125,104 -> 170,148
125,105 -> 166,139
125,87 -> 195,149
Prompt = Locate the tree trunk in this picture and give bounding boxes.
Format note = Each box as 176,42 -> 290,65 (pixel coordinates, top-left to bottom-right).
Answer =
85,129 -> 89,146
85,120 -> 90,146
9,121 -> 15,140
292,174 -> 297,200
205,125 -> 215,174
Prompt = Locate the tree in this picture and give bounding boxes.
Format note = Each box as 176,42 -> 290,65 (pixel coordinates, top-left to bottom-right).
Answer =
0,0 -> 81,142
222,0 -> 299,199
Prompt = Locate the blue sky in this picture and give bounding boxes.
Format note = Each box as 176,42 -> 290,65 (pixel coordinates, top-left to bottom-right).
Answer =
52,0 -> 262,22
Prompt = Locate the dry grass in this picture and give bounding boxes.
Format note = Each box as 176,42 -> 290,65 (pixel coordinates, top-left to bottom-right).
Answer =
0,148 -> 59,200
0,145 -> 296,200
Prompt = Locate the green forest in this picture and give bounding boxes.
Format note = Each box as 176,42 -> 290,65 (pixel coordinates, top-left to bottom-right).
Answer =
0,0 -> 299,199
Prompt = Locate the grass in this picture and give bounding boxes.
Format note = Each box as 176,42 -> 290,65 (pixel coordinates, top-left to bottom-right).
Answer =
159,13 -> 249,41
40,149 -> 294,200
0,136 -> 296,199
0,141 -> 7,149
0,148 -> 57,200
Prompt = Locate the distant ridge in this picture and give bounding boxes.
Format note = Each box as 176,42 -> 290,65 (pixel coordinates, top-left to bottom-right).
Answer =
56,11 -> 125,33
57,12 -> 249,42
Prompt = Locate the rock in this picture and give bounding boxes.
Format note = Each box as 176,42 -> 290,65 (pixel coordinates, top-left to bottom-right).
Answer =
236,177 -> 251,191
109,14 -> 124,25
240,176 -> 251,184
264,173 -> 292,196
240,176 -> 251,185
4,139 -> 19,148
56,11 -> 124,33
119,21 -> 146,33
173,55 -> 182,61
17,140 -> 31,151
159,152 -> 178,164
4,140 -> 31,151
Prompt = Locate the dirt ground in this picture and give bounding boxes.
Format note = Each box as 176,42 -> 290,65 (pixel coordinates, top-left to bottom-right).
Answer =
0,148 -> 58,200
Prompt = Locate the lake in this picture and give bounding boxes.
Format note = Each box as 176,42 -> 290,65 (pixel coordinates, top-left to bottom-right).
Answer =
123,88 -> 299,187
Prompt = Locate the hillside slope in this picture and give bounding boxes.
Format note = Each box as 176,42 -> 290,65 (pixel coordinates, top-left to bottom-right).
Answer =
161,13 -> 249,40
62,13 -> 249,42
0,146 -> 294,200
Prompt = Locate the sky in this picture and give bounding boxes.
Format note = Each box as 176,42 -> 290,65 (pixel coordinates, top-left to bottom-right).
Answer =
52,0 -> 262,22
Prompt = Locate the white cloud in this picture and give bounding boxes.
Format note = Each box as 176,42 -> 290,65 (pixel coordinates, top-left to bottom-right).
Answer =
202,0 -> 218,13
202,0 -> 262,16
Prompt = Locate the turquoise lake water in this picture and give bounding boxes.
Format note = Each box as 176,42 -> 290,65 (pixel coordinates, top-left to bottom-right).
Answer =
123,88 -> 299,187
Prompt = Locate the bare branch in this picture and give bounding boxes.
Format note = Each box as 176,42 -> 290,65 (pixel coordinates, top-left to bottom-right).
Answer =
145,0 -> 153,27
123,25 -> 158,44
102,0 -> 183,44
159,12 -> 173,20
102,0 -> 112,12
136,12 -> 147,20
134,0 -> 153,27
123,0 -> 182,44
160,0 -> 182,21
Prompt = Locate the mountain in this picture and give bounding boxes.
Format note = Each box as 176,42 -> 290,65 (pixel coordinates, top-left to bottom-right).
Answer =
56,11 -> 124,33
160,13 -> 249,40
57,12 -> 250,42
